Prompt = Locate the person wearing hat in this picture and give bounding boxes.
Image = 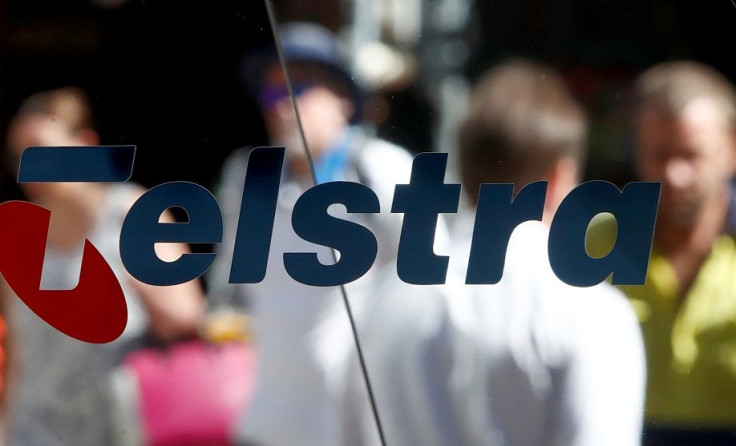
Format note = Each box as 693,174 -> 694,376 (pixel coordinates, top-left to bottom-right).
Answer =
207,22 -> 427,446
1,87 -> 206,446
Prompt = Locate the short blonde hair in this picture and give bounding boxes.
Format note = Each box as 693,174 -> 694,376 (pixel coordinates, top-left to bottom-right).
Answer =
634,61 -> 736,129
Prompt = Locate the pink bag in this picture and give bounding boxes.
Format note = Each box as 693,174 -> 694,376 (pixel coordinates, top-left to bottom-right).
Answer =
112,340 -> 256,446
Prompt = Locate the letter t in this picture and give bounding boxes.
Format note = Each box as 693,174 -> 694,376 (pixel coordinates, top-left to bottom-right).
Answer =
391,153 -> 460,284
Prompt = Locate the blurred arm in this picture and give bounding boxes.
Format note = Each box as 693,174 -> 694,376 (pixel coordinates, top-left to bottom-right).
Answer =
124,190 -> 207,343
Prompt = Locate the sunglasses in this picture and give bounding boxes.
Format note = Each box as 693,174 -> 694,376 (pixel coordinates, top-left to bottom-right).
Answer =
259,83 -> 315,109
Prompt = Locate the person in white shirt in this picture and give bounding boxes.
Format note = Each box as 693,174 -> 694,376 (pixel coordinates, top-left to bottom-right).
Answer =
208,23 -> 431,446
341,59 -> 646,446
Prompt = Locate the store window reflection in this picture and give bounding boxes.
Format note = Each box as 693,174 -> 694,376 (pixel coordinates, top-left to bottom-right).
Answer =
0,1 -> 735,445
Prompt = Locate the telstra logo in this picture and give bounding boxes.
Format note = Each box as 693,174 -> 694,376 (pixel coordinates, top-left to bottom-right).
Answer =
0,146 -> 660,344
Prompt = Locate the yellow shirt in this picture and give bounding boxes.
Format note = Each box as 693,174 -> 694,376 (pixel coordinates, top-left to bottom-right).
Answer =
589,218 -> 736,428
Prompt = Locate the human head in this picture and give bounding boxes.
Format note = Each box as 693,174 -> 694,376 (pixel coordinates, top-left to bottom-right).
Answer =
245,22 -> 361,162
633,61 -> 736,227
5,87 -> 99,199
459,59 -> 587,214
6,86 -> 98,158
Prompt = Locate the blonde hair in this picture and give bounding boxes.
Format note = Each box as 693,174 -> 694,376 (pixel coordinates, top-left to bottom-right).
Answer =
634,61 -> 736,129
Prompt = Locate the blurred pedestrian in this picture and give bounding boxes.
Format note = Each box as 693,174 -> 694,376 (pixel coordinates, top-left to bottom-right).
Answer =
602,61 -> 736,445
207,22 -> 425,446
341,59 -> 646,446
1,87 -> 205,446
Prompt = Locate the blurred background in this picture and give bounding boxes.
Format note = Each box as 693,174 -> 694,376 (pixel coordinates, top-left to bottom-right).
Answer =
1,1 -> 736,444
1,0 -> 734,195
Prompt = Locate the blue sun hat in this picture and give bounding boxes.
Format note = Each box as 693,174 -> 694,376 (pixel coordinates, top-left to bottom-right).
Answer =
242,22 -> 364,123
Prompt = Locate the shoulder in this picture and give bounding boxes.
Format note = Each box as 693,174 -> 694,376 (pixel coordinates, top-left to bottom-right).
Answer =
213,147 -> 254,204
106,182 -> 147,214
219,147 -> 252,180
711,232 -> 736,259
503,222 -> 640,352
353,137 -> 415,187
353,264 -> 457,344
543,278 -> 642,368
567,281 -> 639,331
222,146 -> 252,164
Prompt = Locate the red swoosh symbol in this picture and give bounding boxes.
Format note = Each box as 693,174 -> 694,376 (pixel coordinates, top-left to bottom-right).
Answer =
0,201 -> 127,343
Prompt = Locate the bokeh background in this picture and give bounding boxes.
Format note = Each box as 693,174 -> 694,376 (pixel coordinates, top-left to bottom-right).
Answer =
1,0 -> 734,193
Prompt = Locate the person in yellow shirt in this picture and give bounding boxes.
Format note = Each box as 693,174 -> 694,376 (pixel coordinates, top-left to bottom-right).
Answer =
600,61 -> 736,445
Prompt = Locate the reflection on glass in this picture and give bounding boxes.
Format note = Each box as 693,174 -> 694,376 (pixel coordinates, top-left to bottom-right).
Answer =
1,1 -> 735,445
208,18 -> 417,446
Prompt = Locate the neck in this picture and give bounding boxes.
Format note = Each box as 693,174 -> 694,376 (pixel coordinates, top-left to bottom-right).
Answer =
29,184 -> 109,251
655,192 -> 728,256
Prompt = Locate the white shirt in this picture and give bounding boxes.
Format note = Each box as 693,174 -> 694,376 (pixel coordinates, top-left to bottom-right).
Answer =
341,217 -> 646,446
209,135 -> 441,446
